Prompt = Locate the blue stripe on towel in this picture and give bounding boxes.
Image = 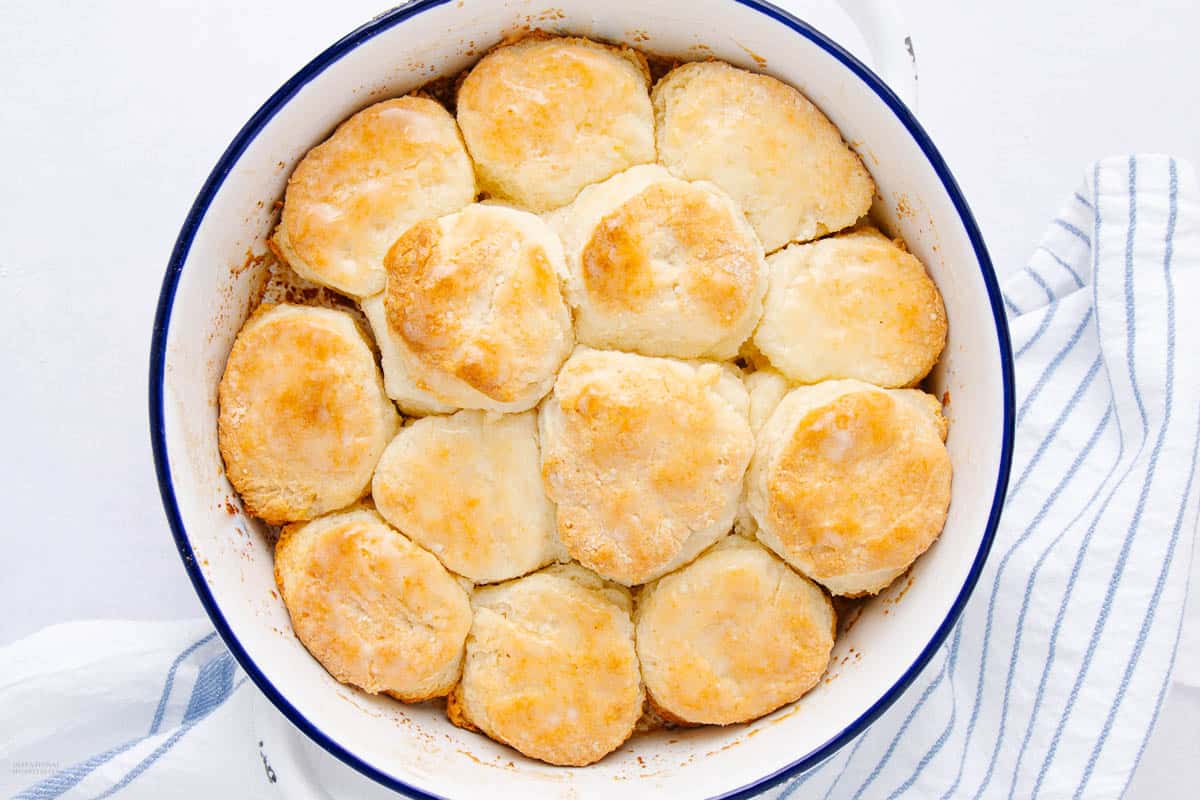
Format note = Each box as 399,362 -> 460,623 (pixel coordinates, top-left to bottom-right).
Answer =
1008,399 -> 1131,798
1037,246 -> 1086,289
818,731 -> 873,800
92,655 -> 244,800
1055,217 -> 1092,246
1121,157 -> 1149,428
1074,157 -> 1183,800
150,632 -> 217,734
12,633 -> 218,800
1016,306 -> 1093,429
883,626 -> 964,800
937,358 -> 1107,800
1014,269 -> 1057,359
1119,430 -> 1199,800
1084,403 -> 1198,799
850,643 -> 956,799
1010,357 -> 1103,499
1031,156 -> 1170,799
969,404 -> 1114,799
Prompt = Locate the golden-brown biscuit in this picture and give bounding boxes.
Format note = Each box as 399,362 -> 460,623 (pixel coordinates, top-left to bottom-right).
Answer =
383,203 -> 573,413
548,164 -> 768,359
746,380 -> 951,596
754,227 -> 947,387
272,96 -> 476,297
359,293 -> 455,416
456,36 -> 655,212
372,410 -> 564,584
635,536 -> 835,725
274,506 -> 472,701
653,60 -> 873,253
450,564 -> 643,766
539,347 -> 753,585
217,304 -> 400,525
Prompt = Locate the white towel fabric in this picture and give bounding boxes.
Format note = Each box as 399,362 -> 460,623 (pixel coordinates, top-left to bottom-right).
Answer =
1,155 -> 1197,800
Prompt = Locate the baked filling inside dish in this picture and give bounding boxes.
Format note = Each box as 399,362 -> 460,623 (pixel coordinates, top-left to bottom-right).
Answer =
218,33 -> 950,767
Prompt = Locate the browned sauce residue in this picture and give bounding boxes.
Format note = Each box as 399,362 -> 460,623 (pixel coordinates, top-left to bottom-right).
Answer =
891,572 -> 916,604
420,74 -> 459,112
832,595 -> 868,634
529,8 -> 567,23
233,249 -> 269,277
641,51 -> 682,83
456,749 -> 489,767
733,39 -> 767,68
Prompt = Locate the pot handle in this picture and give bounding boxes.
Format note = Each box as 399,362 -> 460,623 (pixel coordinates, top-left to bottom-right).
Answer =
834,0 -> 918,111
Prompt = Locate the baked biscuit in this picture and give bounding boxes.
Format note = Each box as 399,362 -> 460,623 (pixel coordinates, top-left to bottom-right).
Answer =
275,506 -> 472,701
746,380 -> 951,596
456,36 -> 655,212
218,304 -> 400,524
732,367 -> 792,540
539,348 -> 753,585
653,60 -> 873,253
273,96 -> 476,297
744,367 -> 791,435
635,536 -> 835,725
372,410 -> 563,584
360,293 -> 454,416
383,203 -> 573,413
450,564 -> 642,766
754,227 -> 947,387
548,164 -> 767,359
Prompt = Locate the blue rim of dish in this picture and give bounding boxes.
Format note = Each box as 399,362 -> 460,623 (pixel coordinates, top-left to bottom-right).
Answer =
149,1 -> 1015,797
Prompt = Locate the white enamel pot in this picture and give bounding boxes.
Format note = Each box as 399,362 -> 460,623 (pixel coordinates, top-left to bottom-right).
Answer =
149,1 -> 1014,797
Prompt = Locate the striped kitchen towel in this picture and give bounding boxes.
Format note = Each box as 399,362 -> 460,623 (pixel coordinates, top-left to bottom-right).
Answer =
1,155 -> 1196,799
770,155 -> 1200,799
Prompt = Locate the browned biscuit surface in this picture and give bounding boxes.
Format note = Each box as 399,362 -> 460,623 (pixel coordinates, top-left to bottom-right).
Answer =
217,304 -> 399,524
275,507 -> 472,701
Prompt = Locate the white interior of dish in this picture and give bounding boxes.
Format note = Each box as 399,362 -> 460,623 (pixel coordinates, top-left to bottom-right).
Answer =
157,1 -> 1007,797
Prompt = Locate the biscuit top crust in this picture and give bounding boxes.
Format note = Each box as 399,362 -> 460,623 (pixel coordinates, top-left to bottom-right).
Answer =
383,203 -> 572,410
653,60 -> 874,252
755,226 -> 947,387
551,164 -> 767,359
540,348 -> 753,585
371,409 -> 563,583
635,536 -> 835,725
456,35 -> 655,212
276,96 -> 476,297
458,564 -> 642,766
274,507 -> 472,701
217,304 -> 399,525
752,381 -> 951,594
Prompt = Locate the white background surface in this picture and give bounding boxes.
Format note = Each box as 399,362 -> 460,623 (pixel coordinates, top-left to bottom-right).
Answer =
0,0 -> 1196,796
